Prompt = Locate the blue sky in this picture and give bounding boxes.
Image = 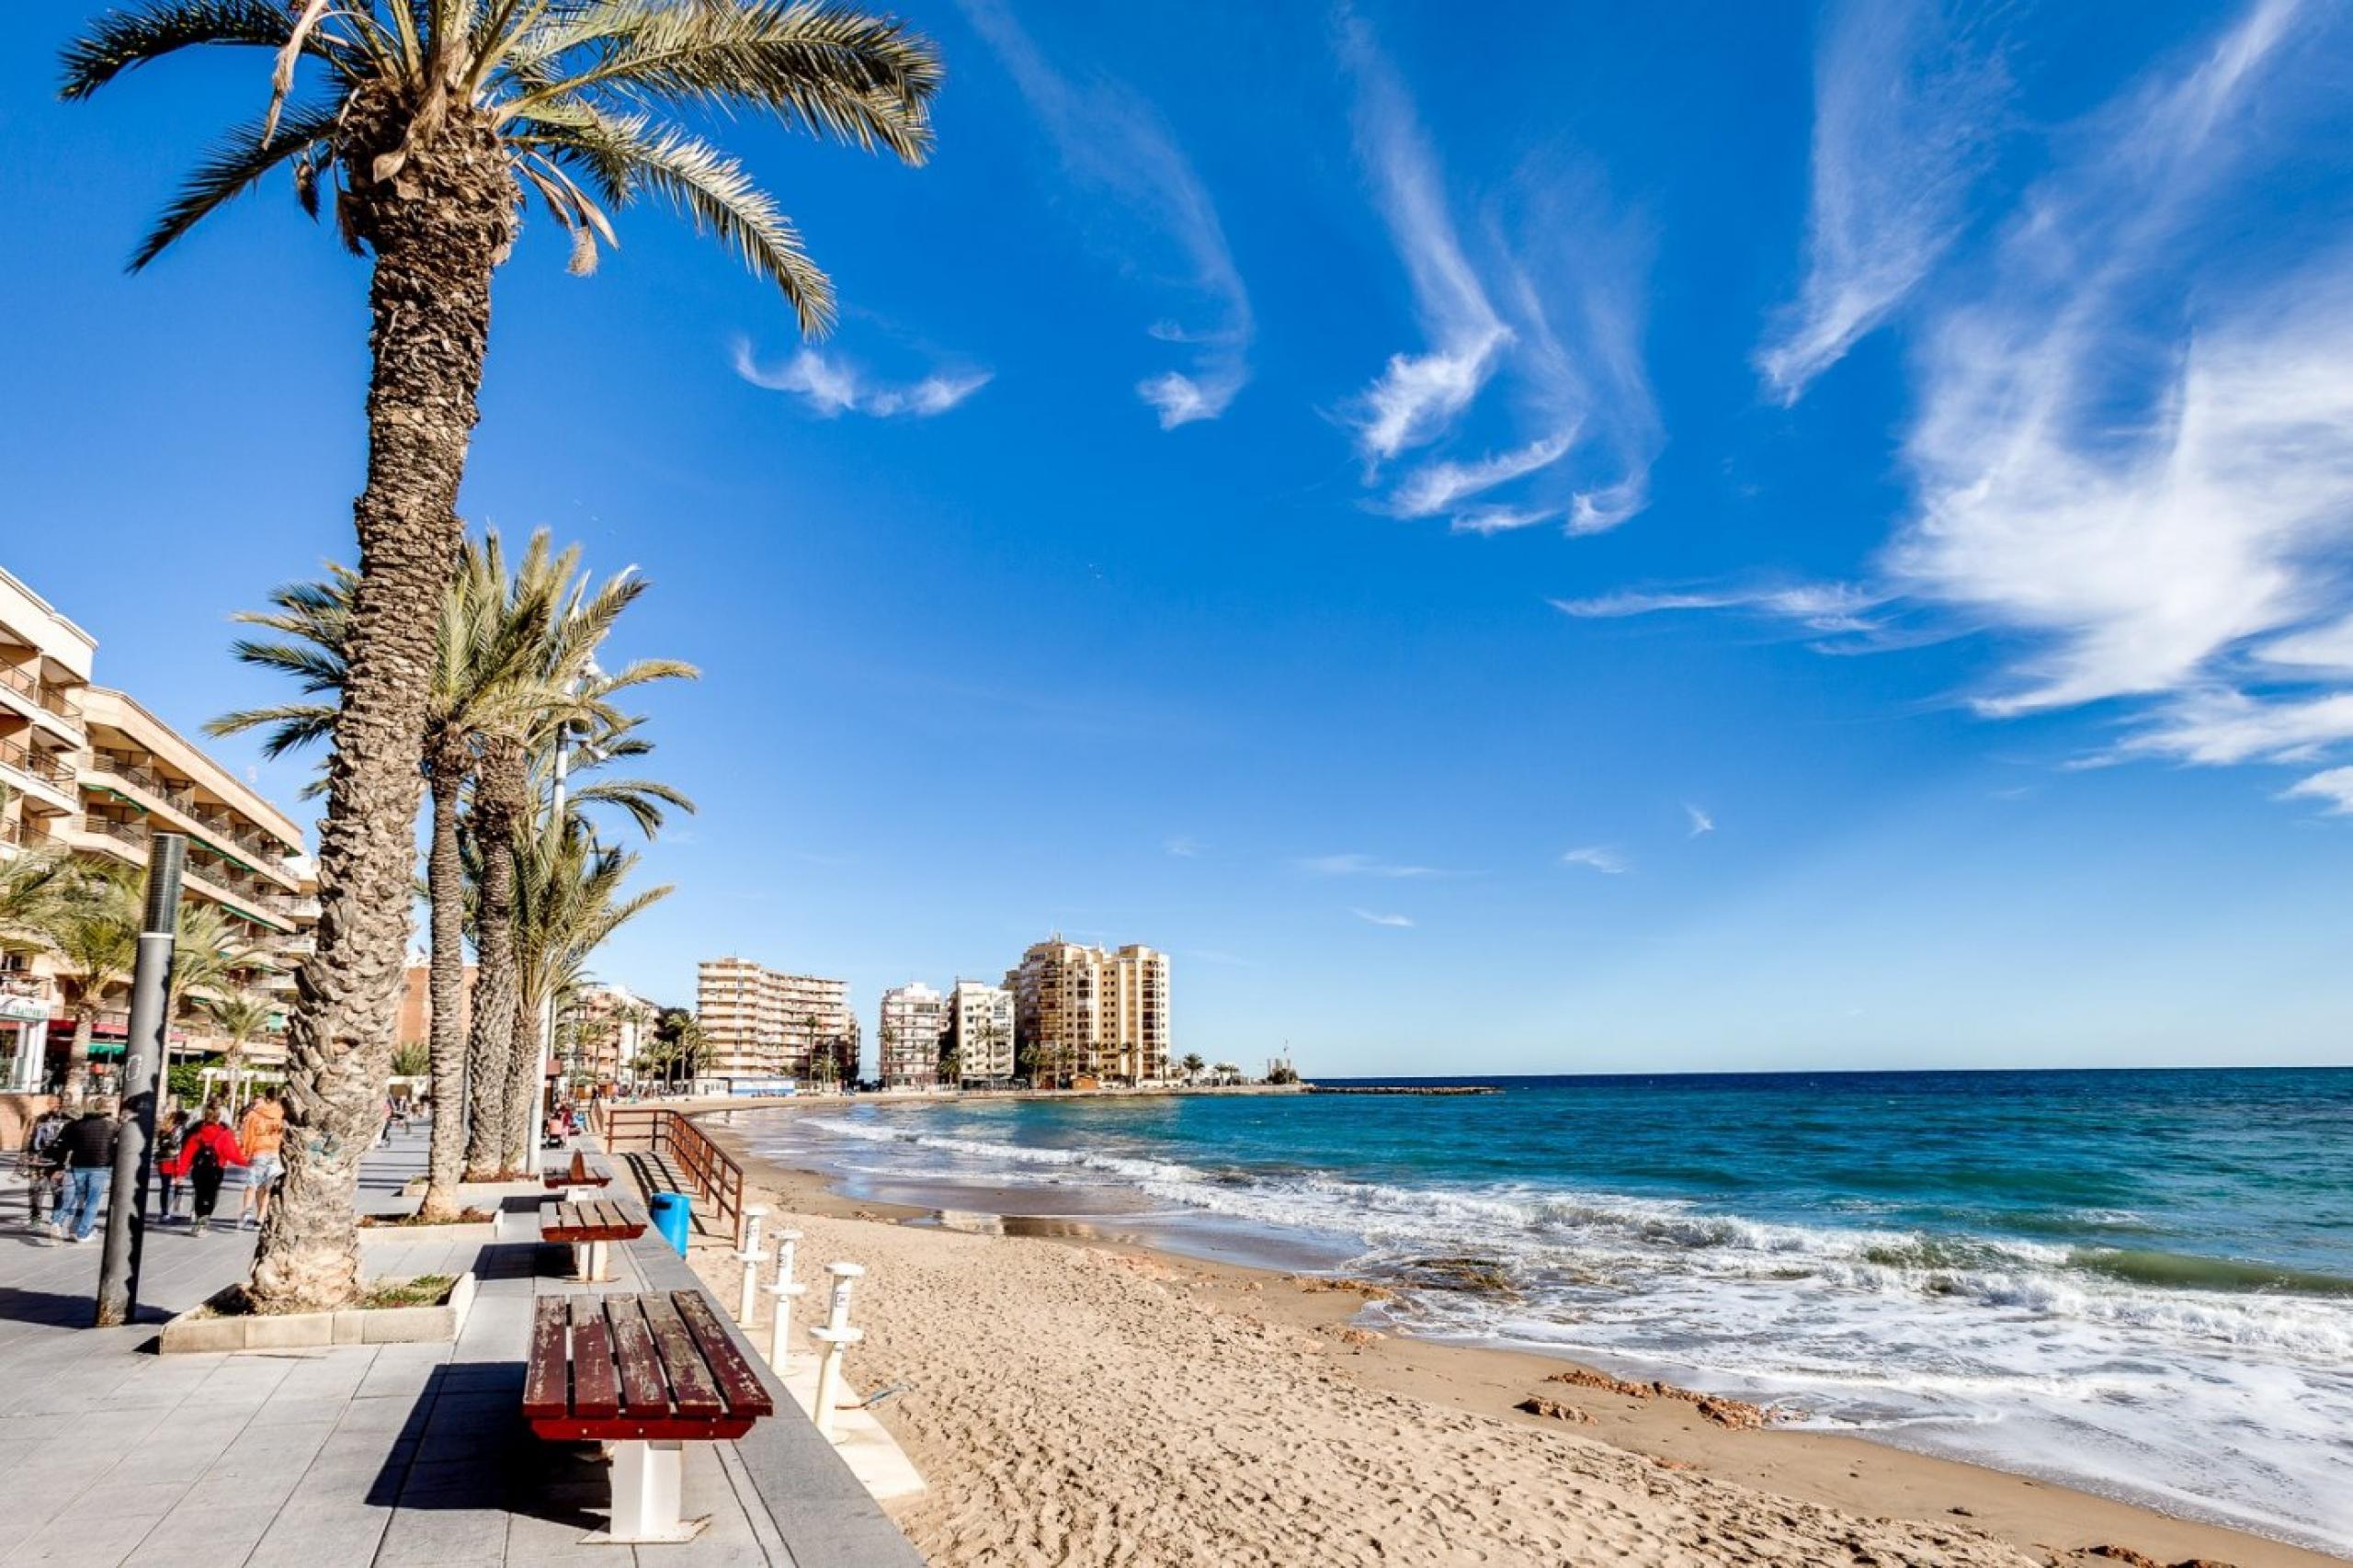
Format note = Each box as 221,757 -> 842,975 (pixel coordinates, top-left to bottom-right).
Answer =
6,1 -> 2353,1074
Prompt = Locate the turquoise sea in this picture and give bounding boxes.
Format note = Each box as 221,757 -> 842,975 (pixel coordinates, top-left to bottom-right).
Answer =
739,1068 -> 2353,1554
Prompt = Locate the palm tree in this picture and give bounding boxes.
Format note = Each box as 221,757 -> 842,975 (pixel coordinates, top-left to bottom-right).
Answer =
165,900 -> 269,1031
1180,1051 -> 1205,1085
469,538 -> 694,1175
203,989 -> 278,1110
65,0 -> 940,1313
0,816 -> 74,951
45,865 -> 142,1101
505,812 -> 672,1154
667,1014 -> 706,1091
214,536 -> 582,1214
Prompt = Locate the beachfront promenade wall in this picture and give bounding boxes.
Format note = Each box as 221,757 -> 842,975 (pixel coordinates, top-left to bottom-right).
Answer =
0,1122 -> 917,1567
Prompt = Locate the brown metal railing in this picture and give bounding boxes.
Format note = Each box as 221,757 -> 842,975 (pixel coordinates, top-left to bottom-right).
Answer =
603,1107 -> 748,1246
0,736 -> 74,788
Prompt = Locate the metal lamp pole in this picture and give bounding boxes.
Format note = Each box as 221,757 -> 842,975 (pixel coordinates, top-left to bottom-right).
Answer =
95,834 -> 184,1327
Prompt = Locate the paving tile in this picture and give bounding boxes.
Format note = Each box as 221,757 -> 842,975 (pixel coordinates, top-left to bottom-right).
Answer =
3,1508 -> 159,1566
119,1502 -> 282,1565
244,1508 -> 392,1568
372,1505 -> 511,1568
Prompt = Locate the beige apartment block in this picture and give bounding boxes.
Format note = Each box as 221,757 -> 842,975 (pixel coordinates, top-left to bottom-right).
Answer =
946,979 -> 1016,1085
1006,938 -> 1170,1086
1,567 -> 316,1096
697,958 -> 858,1083
877,982 -> 944,1090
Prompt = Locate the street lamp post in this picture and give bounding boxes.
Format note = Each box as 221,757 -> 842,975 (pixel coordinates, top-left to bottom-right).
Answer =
95,834 -> 184,1327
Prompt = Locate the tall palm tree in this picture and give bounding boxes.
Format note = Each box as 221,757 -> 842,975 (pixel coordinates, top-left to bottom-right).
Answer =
65,0 -> 940,1312
0,834 -> 74,954
466,537 -> 693,1175
214,536 -> 583,1215
45,865 -> 142,1101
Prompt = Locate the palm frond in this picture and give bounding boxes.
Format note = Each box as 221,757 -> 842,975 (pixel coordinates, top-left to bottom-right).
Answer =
521,110 -> 833,331
59,0 -> 323,99
206,700 -> 339,757
504,0 -> 940,164
131,102 -> 342,270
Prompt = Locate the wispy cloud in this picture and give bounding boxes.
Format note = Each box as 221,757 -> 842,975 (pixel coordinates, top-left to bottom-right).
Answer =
1295,852 -> 1446,879
732,342 -> 990,418
1876,0 -> 2353,821
1334,16 -> 1659,534
1684,803 -> 1716,837
1561,846 -> 1630,875
2284,766 -> 2353,812
1552,581 -> 1888,637
958,0 -> 1252,427
1350,908 -> 1415,928
1758,0 -> 2008,401
1163,835 -> 1202,858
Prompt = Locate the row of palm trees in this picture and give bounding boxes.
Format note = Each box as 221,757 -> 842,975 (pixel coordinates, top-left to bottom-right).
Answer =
63,0 -> 941,1312
0,850 -> 281,1099
215,530 -> 690,1223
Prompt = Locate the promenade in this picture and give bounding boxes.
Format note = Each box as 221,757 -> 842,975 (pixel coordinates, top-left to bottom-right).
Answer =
0,1126 -> 916,1568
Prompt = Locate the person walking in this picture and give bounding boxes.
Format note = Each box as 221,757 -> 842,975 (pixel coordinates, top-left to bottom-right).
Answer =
153,1108 -> 190,1224
235,1089 -> 286,1230
164,1105 -> 245,1234
22,1110 -> 66,1230
47,1100 -> 119,1244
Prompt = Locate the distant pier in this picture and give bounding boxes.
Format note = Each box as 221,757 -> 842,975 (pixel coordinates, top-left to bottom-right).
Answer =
1304,1085 -> 1501,1096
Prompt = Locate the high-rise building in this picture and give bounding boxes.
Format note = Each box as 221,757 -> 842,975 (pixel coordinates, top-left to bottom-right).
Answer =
1006,937 -> 1170,1086
2,567 -> 316,1102
695,958 -> 858,1083
876,982 -> 944,1090
946,979 -> 1016,1085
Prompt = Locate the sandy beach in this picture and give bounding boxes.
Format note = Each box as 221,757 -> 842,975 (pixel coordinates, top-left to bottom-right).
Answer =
688,1112 -> 2339,1568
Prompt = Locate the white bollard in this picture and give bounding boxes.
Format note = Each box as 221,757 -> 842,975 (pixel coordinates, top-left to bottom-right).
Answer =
809,1324 -> 862,1439
734,1205 -> 770,1323
762,1230 -> 806,1369
822,1260 -> 864,1334
808,1261 -> 866,1440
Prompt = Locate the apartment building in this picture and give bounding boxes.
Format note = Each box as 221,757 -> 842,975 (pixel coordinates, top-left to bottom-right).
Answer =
395,960 -> 476,1049
696,958 -> 859,1083
0,569 -> 94,1096
877,982 -> 945,1090
945,979 -> 1016,1085
1006,937 -> 1171,1086
0,567 -> 315,1096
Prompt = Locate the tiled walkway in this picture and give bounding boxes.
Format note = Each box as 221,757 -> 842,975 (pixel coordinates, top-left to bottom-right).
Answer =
0,1127 -> 916,1567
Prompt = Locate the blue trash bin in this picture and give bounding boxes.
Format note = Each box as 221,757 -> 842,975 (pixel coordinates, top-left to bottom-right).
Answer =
650,1191 -> 692,1256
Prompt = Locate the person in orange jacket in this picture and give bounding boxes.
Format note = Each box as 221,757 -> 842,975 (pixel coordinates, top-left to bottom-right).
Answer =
165,1104 -> 247,1234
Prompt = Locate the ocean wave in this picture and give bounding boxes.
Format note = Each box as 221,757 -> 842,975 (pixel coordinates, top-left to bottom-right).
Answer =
784,1114 -> 2353,1362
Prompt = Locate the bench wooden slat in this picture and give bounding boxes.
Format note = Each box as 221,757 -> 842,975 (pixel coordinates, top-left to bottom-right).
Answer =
608,1294 -> 671,1416
673,1289 -> 775,1418
522,1298 -> 570,1420
566,1296 -> 621,1420
640,1292 -> 724,1417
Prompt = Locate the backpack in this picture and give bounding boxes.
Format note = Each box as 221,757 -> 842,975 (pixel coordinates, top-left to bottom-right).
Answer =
189,1137 -> 222,1178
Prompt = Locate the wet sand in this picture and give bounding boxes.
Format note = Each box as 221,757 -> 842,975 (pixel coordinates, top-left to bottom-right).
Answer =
689,1107 -> 2342,1567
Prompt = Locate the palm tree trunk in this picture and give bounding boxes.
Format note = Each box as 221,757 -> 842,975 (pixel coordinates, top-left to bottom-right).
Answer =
463,740 -> 524,1178
419,765 -> 469,1219
502,986 -> 541,1165
246,116 -> 515,1314
63,1008 -> 94,1102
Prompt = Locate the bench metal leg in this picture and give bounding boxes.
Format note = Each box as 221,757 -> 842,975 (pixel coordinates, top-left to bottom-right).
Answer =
586,1239 -> 609,1282
597,1439 -> 708,1543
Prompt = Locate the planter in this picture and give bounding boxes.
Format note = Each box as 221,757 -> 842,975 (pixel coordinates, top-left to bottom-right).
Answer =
359,1209 -> 503,1246
158,1271 -> 476,1354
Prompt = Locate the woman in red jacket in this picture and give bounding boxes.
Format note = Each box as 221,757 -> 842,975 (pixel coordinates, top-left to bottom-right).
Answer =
164,1104 -> 247,1234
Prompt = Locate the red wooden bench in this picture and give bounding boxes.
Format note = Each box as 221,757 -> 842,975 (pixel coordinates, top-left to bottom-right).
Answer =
543,1151 -> 613,1191
541,1199 -> 647,1282
523,1290 -> 775,1541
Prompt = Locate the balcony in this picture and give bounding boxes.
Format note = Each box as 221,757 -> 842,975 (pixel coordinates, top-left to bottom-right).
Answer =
0,665 -> 85,735
0,734 -> 74,789
85,751 -> 301,880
